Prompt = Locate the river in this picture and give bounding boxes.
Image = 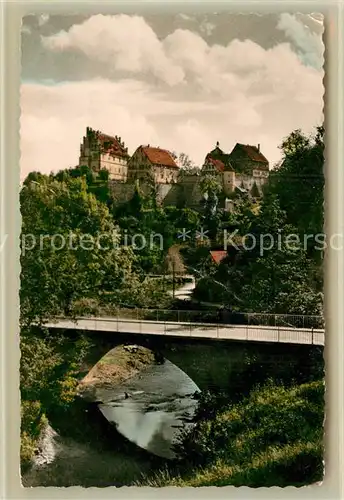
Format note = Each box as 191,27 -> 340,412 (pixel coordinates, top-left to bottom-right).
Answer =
97,358 -> 199,459
22,353 -> 200,486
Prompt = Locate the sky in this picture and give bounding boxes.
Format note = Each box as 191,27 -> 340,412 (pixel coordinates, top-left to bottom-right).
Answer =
20,11 -> 324,179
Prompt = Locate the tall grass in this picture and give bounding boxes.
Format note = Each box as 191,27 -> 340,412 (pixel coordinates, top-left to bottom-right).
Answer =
139,380 -> 324,487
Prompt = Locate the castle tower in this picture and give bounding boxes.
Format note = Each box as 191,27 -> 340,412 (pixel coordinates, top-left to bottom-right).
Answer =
223,170 -> 236,196
78,127 -> 129,182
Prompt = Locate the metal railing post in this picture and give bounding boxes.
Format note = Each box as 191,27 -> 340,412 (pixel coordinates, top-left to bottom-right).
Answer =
246,313 -> 249,341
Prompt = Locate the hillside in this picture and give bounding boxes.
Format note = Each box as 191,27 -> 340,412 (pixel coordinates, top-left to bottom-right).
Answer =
142,380 -> 324,487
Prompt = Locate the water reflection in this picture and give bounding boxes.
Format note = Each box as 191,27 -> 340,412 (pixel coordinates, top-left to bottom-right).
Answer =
97,359 -> 200,459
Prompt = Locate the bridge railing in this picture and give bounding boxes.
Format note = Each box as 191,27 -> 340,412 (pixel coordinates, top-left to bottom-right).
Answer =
109,308 -> 324,330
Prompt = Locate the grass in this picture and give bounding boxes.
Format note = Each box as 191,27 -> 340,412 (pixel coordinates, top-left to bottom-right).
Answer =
138,380 -> 324,487
143,441 -> 321,488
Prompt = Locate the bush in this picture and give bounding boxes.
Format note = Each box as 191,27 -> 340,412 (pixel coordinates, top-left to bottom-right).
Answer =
20,400 -> 47,469
71,298 -> 101,317
20,328 -> 94,469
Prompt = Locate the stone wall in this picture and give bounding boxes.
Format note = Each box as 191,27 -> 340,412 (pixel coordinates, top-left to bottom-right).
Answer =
110,182 -> 136,206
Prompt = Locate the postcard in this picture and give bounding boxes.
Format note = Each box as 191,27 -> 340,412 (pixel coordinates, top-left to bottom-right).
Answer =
20,10 -> 324,488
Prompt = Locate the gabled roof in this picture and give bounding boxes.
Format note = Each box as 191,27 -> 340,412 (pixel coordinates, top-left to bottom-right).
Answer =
87,128 -> 129,158
205,142 -> 233,172
141,146 -> 178,168
206,156 -> 225,172
210,250 -> 228,264
231,143 -> 269,164
209,144 -> 225,157
99,133 -> 129,158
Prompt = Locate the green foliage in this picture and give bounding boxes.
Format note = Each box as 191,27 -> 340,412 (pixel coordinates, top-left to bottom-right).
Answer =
54,165 -> 112,207
268,126 -> 324,245
200,174 -> 222,228
21,400 -> 47,468
20,175 -> 141,324
20,329 -> 93,409
150,381 -> 324,487
20,329 -> 94,466
194,127 -> 324,315
19,126 -> 324,478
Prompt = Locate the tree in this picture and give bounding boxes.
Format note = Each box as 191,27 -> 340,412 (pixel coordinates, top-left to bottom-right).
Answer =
19,170 -> 182,467
199,174 -> 223,241
163,245 -> 186,297
20,175 -> 135,325
53,165 -> 112,208
194,191 -> 322,315
267,127 -> 324,251
172,151 -> 200,176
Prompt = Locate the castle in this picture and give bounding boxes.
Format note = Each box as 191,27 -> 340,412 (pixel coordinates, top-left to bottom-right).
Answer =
79,127 -> 130,181
78,127 -> 269,210
203,141 -> 269,197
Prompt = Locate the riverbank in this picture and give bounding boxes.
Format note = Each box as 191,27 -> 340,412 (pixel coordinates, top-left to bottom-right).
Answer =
22,343 -> 170,487
139,380 -> 324,487
77,344 -> 156,401
22,341 -> 198,486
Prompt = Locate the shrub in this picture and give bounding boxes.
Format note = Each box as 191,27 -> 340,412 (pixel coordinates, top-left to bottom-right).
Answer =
20,400 -> 47,469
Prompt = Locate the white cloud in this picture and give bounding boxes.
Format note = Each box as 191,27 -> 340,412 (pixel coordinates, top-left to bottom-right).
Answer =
200,21 -> 216,37
42,14 -> 185,87
38,14 -> 50,27
21,14 -> 324,179
42,14 -> 324,90
277,13 -> 324,70
178,14 -> 194,22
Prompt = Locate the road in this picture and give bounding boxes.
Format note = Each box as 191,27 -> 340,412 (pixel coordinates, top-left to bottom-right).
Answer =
170,277 -> 195,300
45,316 -> 324,346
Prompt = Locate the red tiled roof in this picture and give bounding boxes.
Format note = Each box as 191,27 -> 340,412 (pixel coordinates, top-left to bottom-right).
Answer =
210,250 -> 227,264
206,156 -> 225,172
141,146 -> 178,168
236,144 -> 268,164
96,131 -> 128,158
